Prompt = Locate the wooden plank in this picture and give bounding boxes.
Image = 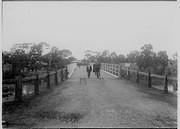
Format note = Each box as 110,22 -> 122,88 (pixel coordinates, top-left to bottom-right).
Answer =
139,72 -> 148,76
2,84 -> 16,103
167,77 -> 177,81
151,74 -> 164,79
3,79 -> 16,84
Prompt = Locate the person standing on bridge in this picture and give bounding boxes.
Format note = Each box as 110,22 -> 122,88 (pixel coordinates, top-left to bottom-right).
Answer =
93,63 -> 96,76
96,63 -> 101,79
86,64 -> 92,78
65,66 -> 69,80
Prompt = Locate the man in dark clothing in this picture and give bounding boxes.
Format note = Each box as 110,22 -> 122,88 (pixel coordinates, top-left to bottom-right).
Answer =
96,63 -> 101,79
86,64 -> 92,78
65,66 -> 69,80
93,63 -> 96,76
61,67 -> 64,81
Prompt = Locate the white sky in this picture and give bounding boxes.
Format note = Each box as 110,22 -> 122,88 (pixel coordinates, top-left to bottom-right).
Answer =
2,1 -> 179,59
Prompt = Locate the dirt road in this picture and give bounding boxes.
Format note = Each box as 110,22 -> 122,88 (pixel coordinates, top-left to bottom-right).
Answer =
3,66 -> 177,128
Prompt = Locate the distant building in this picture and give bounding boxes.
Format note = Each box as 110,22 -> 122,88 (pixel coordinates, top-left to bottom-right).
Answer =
11,43 -> 34,53
3,63 -> 12,73
72,60 -> 80,63
120,62 -> 138,70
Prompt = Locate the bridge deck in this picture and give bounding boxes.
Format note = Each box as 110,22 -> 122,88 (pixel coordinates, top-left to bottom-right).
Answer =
3,66 -> 177,128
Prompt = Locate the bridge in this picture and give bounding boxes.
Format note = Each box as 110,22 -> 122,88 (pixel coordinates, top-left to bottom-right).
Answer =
2,63 -> 177,128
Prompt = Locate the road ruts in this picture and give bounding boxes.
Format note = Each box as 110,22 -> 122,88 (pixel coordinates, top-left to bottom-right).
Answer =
3,66 -> 177,128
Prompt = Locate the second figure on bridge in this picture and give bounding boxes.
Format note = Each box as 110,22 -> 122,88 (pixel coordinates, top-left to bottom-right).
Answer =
93,62 -> 101,79
86,64 -> 92,78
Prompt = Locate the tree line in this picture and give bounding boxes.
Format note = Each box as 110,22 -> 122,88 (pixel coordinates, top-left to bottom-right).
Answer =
2,42 -> 76,79
83,44 -> 177,76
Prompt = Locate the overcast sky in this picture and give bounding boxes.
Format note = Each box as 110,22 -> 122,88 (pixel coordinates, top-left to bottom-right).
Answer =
2,1 -> 179,59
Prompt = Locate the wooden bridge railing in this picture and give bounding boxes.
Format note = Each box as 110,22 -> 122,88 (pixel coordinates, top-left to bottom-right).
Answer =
2,63 -> 77,103
101,63 -> 177,93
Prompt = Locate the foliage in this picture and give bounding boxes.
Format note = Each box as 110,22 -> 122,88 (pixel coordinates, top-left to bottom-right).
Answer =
126,50 -> 140,63
136,44 -> 156,72
83,44 -> 175,76
167,53 -> 177,77
2,42 -> 74,79
2,49 -> 29,78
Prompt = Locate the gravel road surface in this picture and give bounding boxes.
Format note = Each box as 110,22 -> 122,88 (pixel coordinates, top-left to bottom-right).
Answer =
3,66 -> 177,128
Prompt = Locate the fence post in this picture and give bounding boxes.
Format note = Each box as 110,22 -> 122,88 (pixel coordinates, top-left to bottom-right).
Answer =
136,71 -> 139,83
111,64 -> 112,73
61,68 -> 64,81
127,67 -> 130,80
47,71 -> 50,89
55,71 -> 58,86
117,65 -> 120,78
148,72 -> 152,88
118,65 -> 121,79
109,64 -> 110,72
115,65 -> 117,76
34,74 -> 39,95
164,74 -> 168,93
104,63 -> 106,71
112,64 -> 114,74
105,63 -> 107,71
15,76 -> 23,101
120,65 -> 122,79
107,63 -> 108,72
174,82 -> 177,91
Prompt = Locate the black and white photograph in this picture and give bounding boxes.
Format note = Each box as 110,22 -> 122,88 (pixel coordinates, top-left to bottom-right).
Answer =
1,0 -> 179,128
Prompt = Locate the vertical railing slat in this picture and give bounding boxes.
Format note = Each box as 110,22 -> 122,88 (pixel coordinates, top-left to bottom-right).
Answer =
164,74 -> 168,93
148,72 -> 152,88
34,74 -> 39,95
15,76 -> 23,101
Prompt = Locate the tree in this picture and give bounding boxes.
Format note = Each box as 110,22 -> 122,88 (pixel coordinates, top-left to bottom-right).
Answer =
3,49 -> 30,78
118,54 -> 126,63
136,44 -> 156,72
109,52 -> 118,63
126,50 -> 139,63
68,56 -> 77,62
45,47 -> 73,69
84,50 -> 99,62
98,50 -> 110,63
155,51 -> 168,75
101,50 -> 110,57
59,49 -> 72,58
167,52 -> 177,77
28,43 -> 44,71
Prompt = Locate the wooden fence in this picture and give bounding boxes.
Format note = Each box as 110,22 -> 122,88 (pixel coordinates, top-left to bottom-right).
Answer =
101,63 -> 177,93
2,63 -> 77,103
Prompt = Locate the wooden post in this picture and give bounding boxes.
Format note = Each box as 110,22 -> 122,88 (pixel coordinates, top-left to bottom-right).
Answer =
115,65 -> 117,75
120,66 -> 122,79
111,64 -> 112,73
136,71 -> 139,83
55,71 -> 58,86
106,63 -> 107,72
127,68 -> 130,80
164,74 -> 168,93
61,68 -> 64,81
174,82 -> 177,91
15,76 -> 23,101
47,71 -> 50,89
104,63 -> 106,71
112,64 -> 114,75
148,72 -> 152,88
107,64 -> 109,72
34,74 -> 39,95
104,63 -> 105,71
109,64 -> 110,73
117,65 -> 120,78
